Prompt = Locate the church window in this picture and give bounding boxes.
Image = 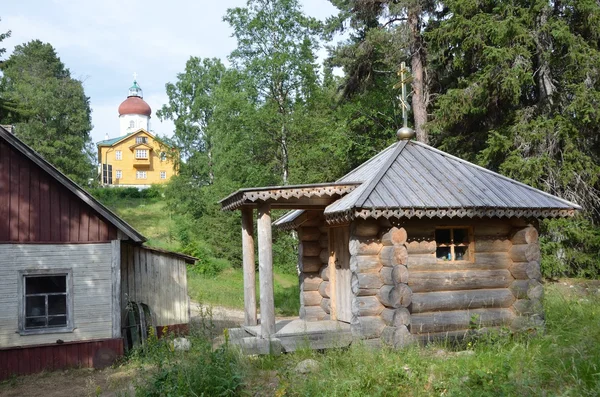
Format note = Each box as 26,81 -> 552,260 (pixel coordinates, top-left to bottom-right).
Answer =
115,150 -> 122,160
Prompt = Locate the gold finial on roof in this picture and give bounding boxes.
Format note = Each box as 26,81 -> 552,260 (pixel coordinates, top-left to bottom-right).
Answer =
393,62 -> 415,140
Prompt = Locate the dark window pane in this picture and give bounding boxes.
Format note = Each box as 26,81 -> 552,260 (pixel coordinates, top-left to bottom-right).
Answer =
26,276 -> 66,294
26,296 -> 46,316
26,317 -> 46,328
48,295 -> 67,315
48,316 -> 67,327
455,246 -> 468,261
435,229 -> 451,245
454,228 -> 469,245
437,247 -> 451,260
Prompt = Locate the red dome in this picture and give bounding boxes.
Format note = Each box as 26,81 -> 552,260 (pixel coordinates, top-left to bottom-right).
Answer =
118,96 -> 152,117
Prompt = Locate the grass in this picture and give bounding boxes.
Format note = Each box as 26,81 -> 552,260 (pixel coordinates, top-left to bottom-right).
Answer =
187,268 -> 300,316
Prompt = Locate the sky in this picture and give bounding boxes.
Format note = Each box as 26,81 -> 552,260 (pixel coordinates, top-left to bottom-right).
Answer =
1,0 -> 339,144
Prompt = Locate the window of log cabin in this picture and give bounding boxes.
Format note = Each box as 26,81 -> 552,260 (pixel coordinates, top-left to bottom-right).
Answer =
435,227 -> 473,262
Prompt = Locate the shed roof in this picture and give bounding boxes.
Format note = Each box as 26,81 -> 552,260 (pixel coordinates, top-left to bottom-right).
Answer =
275,140 -> 581,227
0,125 -> 145,242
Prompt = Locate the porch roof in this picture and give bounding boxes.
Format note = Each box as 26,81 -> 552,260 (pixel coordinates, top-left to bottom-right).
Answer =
219,182 -> 360,211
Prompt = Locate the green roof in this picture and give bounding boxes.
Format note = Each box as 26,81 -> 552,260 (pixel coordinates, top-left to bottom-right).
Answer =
97,132 -> 135,147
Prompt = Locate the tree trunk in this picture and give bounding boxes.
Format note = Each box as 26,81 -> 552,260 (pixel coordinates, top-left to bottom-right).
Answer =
408,4 -> 428,144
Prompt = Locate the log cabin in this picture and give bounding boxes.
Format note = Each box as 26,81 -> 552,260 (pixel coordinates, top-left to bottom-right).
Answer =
0,126 -> 194,379
220,132 -> 581,353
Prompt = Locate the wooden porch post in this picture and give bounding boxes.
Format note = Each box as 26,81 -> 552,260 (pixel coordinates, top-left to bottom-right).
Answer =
241,208 -> 257,326
257,203 -> 275,337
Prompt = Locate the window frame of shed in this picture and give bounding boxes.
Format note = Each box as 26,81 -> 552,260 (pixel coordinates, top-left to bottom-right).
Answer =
435,226 -> 474,262
17,269 -> 75,335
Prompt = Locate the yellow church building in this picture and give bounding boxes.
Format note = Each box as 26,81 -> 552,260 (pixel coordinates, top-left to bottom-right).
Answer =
97,79 -> 177,187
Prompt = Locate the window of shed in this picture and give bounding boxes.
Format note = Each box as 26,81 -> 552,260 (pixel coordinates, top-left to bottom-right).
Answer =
20,271 -> 73,334
435,227 -> 472,261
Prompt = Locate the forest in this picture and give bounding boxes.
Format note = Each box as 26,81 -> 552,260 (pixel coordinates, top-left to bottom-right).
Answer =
1,0 -> 599,279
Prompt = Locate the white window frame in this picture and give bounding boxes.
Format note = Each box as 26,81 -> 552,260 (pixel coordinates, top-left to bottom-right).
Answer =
160,171 -> 166,179
135,149 -> 148,159
129,121 -> 135,129
18,269 -> 74,335
115,150 -> 122,160
136,171 -> 147,179
135,136 -> 148,144
116,170 -> 122,179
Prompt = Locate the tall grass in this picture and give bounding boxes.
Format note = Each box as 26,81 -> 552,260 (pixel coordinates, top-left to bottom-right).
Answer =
243,283 -> 600,396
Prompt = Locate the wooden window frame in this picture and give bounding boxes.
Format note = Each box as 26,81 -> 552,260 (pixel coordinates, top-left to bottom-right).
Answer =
17,269 -> 74,335
435,226 -> 474,262
135,149 -> 148,159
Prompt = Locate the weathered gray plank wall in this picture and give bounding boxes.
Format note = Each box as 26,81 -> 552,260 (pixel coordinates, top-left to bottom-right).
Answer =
0,243 -> 113,348
120,243 -> 189,327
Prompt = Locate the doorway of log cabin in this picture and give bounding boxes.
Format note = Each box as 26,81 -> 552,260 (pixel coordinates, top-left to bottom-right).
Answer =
329,225 -> 352,323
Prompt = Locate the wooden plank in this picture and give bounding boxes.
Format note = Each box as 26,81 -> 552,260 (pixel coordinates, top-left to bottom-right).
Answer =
59,190 -> 70,241
8,148 -> 19,241
0,142 -> 9,241
18,158 -> 30,241
334,226 -> 352,322
241,208 -> 257,326
411,289 -> 515,313
111,240 -> 121,338
29,167 -> 40,241
69,195 -> 80,242
38,172 -> 51,241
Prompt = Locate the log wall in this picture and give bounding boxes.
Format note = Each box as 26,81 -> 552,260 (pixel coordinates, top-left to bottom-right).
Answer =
298,211 -> 328,321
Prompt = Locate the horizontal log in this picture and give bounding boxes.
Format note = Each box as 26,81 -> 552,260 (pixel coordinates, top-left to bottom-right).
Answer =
528,280 -> 544,300
509,243 -> 540,262
319,281 -> 331,298
352,296 -> 385,317
510,280 -> 531,299
300,227 -> 321,241
354,219 -> 380,237
511,227 -> 538,245
380,245 -> 408,267
410,289 -> 515,313
381,227 -> 407,246
474,239 -> 511,253
302,256 -> 323,273
472,252 -> 512,268
319,248 -> 329,264
320,298 -> 331,314
351,316 -> 386,339
300,306 -> 328,321
351,272 -> 384,294
356,288 -> 381,296
407,257 -> 510,272
381,265 -> 409,285
319,235 -> 329,248
378,284 -> 412,308
381,325 -> 413,348
408,269 -> 513,293
410,308 -> 515,334
381,307 -> 411,327
303,241 -> 322,257
406,254 -> 437,268
512,299 -> 543,315
509,261 -> 541,280
301,291 -> 322,306
414,327 -> 503,342
320,266 -> 329,281
300,272 -> 322,291
473,223 -> 512,237
349,255 -> 382,273
302,215 -> 322,227
349,237 -> 383,256
406,240 -> 436,254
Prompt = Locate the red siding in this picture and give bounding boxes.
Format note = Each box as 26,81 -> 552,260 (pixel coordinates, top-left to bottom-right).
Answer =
0,338 -> 123,380
0,139 -> 118,243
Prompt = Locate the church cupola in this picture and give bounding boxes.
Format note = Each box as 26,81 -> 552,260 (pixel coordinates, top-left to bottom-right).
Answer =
118,74 -> 151,136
